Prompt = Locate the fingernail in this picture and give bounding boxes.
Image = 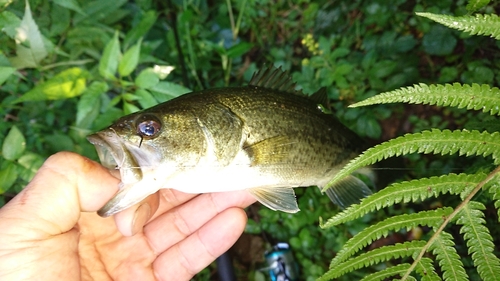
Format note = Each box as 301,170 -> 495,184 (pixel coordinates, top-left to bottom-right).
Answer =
131,203 -> 151,235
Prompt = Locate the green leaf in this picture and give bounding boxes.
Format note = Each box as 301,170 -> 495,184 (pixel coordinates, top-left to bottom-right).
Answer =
13,67 -> 88,103
8,0 -> 48,69
45,133 -> 74,152
456,201 -> 500,280
466,0 -> 490,13
76,81 -> 108,127
0,162 -> 18,194
422,24 -> 457,56
321,173 -> 487,227
99,31 -> 121,80
123,10 -> 157,48
350,83 -> 500,116
417,12 -> 500,40
429,231 -> 468,281
150,81 -> 191,102
358,263 -> 412,281
118,38 -> 142,77
0,10 -> 21,39
2,125 -> 26,160
323,130 -> 500,192
0,66 -> 15,85
135,67 -> 160,89
123,102 -> 140,114
74,0 -> 127,24
52,0 -> 86,15
135,89 -> 158,109
327,208 -> 453,268
17,152 -> 44,182
226,42 -> 253,58
320,241 -> 426,280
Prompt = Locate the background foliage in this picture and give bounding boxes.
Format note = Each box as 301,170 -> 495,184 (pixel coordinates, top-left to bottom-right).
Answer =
1,0 -> 499,280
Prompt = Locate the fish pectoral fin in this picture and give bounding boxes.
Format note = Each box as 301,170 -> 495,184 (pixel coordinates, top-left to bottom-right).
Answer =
248,186 -> 300,213
97,182 -> 156,217
244,136 -> 293,166
323,175 -> 372,209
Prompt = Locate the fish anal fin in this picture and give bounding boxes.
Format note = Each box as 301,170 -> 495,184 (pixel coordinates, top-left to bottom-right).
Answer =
323,175 -> 372,209
243,136 -> 293,166
248,186 -> 299,213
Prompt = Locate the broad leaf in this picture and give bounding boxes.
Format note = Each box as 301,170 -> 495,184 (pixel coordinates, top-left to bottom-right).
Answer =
2,125 -> 26,160
118,38 -> 142,77
76,81 -> 108,127
0,66 -> 15,85
123,10 -> 157,48
52,0 -> 86,15
99,31 -> 121,80
17,152 -> 44,182
135,67 -> 159,89
0,10 -> 21,39
13,67 -> 88,103
135,89 -> 158,109
0,162 -> 18,194
9,0 -> 48,69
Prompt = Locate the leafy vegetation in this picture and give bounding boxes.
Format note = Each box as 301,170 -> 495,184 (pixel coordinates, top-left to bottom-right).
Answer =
1,0 -> 500,280
320,1 -> 500,280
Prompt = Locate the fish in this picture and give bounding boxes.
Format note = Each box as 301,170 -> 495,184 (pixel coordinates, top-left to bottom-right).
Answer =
87,66 -> 372,217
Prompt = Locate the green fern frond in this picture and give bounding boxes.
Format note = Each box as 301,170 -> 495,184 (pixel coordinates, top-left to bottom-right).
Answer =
466,0 -> 490,13
416,12 -> 500,39
456,201 -> 500,280
319,241 -> 427,280
415,257 -> 440,281
429,231 -> 468,281
323,129 -> 500,193
359,263 -> 413,281
349,83 -> 500,116
321,173 -> 487,227
329,207 -> 453,268
486,174 -> 500,221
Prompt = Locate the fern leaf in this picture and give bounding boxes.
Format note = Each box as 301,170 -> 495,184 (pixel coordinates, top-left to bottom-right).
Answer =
359,263 -> 413,281
415,257 -> 441,281
486,173 -> 500,221
456,201 -> 500,280
349,83 -> 500,116
429,231 -> 468,281
466,0 -> 490,13
321,173 -> 487,227
416,12 -> 500,39
323,130 -> 500,193
329,207 -> 453,268
319,241 -> 427,280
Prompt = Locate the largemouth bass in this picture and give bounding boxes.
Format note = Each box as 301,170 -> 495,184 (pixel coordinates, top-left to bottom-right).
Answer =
88,66 -> 372,217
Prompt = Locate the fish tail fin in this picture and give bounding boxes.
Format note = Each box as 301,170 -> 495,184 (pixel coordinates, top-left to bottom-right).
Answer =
323,170 -> 374,209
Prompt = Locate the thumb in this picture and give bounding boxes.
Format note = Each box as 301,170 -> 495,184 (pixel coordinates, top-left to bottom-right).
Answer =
0,151 -> 120,237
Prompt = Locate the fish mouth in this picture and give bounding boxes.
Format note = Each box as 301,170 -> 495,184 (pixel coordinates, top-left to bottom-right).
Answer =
87,131 -> 162,217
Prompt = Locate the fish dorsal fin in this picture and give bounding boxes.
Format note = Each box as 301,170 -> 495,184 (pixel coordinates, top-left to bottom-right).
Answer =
249,65 -> 303,95
249,66 -> 331,109
311,87 -> 330,110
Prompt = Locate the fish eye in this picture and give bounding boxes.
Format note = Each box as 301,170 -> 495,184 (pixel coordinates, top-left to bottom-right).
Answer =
136,115 -> 162,139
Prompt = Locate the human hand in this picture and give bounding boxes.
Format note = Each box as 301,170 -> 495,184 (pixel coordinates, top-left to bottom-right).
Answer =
0,152 -> 256,281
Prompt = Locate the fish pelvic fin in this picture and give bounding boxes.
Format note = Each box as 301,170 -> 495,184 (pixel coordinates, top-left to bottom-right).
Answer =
248,186 -> 300,213
323,174 -> 373,209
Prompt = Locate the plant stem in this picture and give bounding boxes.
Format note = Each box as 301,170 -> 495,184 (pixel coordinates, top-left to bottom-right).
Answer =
401,165 -> 500,280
